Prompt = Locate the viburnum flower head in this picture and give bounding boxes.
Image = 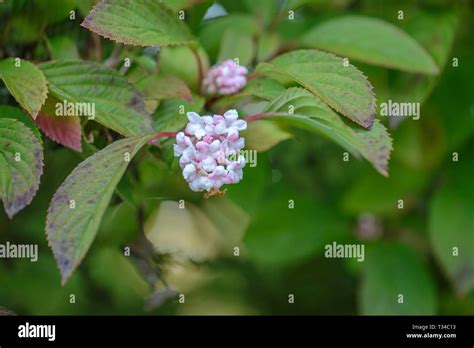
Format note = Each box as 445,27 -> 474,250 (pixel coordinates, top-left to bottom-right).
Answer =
174,109 -> 247,194
202,59 -> 248,96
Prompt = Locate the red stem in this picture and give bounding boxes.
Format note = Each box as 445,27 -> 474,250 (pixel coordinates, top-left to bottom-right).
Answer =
244,112 -> 286,122
148,131 -> 178,143
192,47 -> 204,91
247,72 -> 259,81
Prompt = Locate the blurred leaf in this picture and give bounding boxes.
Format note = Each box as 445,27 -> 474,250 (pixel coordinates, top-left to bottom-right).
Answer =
360,243 -> 436,314
199,15 -> 258,61
225,152 -> 270,216
342,159 -> 429,217
430,55 -> 474,151
218,28 -> 254,66
276,16 -> 315,42
75,0 -> 96,17
36,95 -> 82,152
402,10 -> 458,69
0,58 -> 48,119
145,200 -> 222,262
0,256 -> 86,315
440,292 -> 474,315
152,94 -> 205,132
88,248 -> 149,308
163,0 -> 210,11
46,36 -> 80,60
257,50 -> 376,129
392,116 -> 445,170
97,203 -> 138,246
429,157 -> 474,295
244,188 -> 349,266
245,0 -> 279,25
257,32 -> 280,62
243,120 -> 291,152
182,1 -> 214,31
159,45 -> 209,91
81,0 -> 195,47
200,197 -> 250,252
35,0 -> 77,24
387,10 -> 459,118
263,88 -> 392,176
46,134 -> 152,284
136,75 -> 192,102
0,118 -> 44,218
301,16 -> 439,74
40,60 -> 154,136
6,16 -> 43,44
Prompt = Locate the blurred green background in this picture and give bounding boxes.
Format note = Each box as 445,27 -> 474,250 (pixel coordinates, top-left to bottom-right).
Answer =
0,0 -> 473,315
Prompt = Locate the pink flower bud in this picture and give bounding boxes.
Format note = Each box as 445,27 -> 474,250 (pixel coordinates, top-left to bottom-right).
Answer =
202,60 -> 248,96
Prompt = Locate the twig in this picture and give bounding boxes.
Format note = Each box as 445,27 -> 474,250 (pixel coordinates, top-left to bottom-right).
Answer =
191,47 -> 204,92
104,45 -> 123,68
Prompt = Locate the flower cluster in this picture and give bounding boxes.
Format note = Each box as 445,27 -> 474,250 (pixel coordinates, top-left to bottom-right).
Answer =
202,59 -> 248,96
174,110 -> 247,193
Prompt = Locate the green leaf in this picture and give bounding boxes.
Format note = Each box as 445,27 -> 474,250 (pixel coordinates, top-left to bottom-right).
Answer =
35,0 -> 78,24
256,49 -> 376,129
392,117 -> 445,170
163,0 -> 209,11
199,14 -> 258,61
152,94 -> 205,132
126,55 -> 159,85
429,158 -> 474,295
6,16 -> 44,44
0,118 -> 44,218
0,58 -> 48,119
301,15 -> 439,75
39,60 -> 153,136
241,77 -> 286,101
401,10 -> 458,71
386,10 -> 459,116
360,243 -> 436,315
218,28 -> 254,66
159,45 -> 209,91
136,75 -> 192,102
75,0 -> 96,17
244,187 -> 349,266
342,159 -> 429,217
88,248 -> 149,307
81,0 -> 195,47
257,32 -> 280,62
46,36 -> 80,60
242,0 -> 279,26
46,134 -> 152,284
183,1 -> 214,32
242,121 -> 291,152
263,88 -> 392,176
0,106 -> 41,142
